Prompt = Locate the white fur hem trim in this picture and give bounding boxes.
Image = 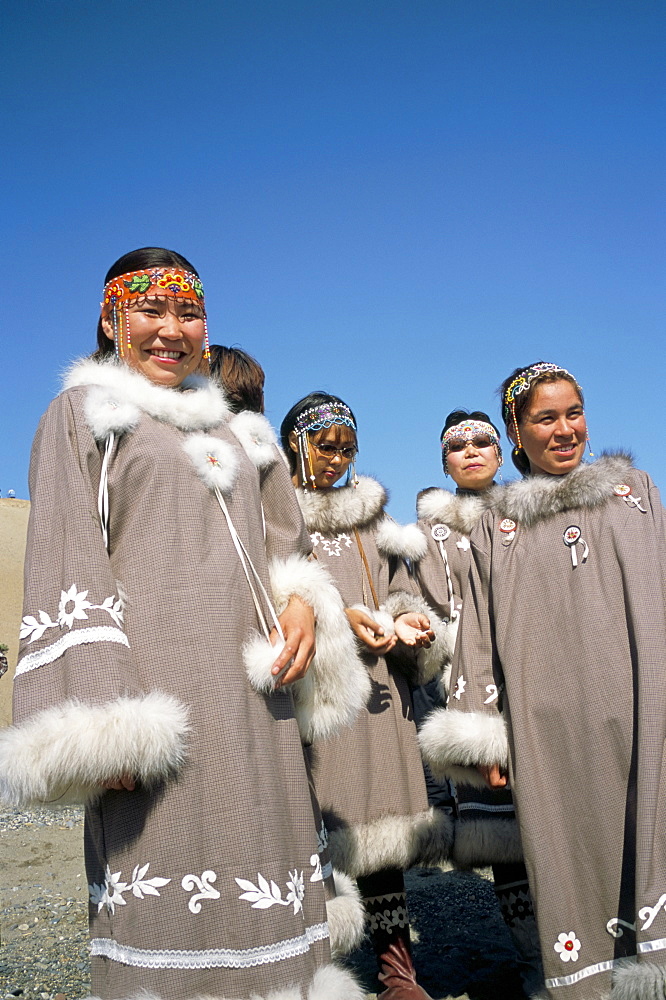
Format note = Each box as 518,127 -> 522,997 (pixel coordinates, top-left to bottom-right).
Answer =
326,806 -> 453,877
267,556 -> 371,743
229,411 -> 279,469
375,518 -> 428,561
418,708 -> 509,785
0,692 -> 189,807
326,870 -> 365,957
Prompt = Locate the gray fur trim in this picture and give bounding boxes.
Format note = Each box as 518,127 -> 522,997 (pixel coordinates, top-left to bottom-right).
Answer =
417,489 -> 491,535
418,708 -> 509,786
452,816 -> 523,867
296,477 -> 387,534
0,692 -> 190,807
326,806 -> 453,877
611,961 -> 666,999
64,357 -> 230,433
326,870 -> 366,956
375,518 -> 428,561
489,452 -> 635,527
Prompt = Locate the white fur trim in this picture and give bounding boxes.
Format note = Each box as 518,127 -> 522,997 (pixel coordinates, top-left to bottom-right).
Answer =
0,692 -> 189,807
452,815 -> 523,867
611,961 -> 666,999
383,592 -> 457,685
418,708 -> 509,788
326,870 -> 365,957
84,385 -> 141,440
489,452 -> 635,528
242,634 -> 286,692
229,411 -> 279,469
327,806 -> 453,877
417,488 -> 490,535
375,518 -> 428,561
65,357 -> 230,432
348,603 -> 396,639
182,434 -> 239,493
296,476 -> 386,534
86,963 -> 364,1000
268,557 -> 371,743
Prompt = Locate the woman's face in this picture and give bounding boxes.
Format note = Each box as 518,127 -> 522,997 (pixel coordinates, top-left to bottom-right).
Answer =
290,424 -> 358,489
102,296 -> 205,388
513,379 -> 587,476
445,433 -> 499,491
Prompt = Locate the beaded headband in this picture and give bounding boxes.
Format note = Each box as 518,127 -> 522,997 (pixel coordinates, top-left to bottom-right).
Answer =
502,363 -> 580,424
101,267 -> 205,316
441,419 -> 500,455
294,402 -> 357,436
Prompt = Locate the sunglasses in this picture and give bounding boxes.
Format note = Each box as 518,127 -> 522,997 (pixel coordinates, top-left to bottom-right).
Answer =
312,443 -> 358,460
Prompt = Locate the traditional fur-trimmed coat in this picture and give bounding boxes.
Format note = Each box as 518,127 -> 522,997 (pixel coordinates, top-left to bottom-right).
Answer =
419,454 -> 666,1000
1,359 -> 367,1000
295,476 -> 453,878
414,487 -> 522,868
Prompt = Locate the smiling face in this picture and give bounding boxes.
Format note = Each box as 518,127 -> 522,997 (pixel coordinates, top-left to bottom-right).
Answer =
445,433 -> 499,491
512,379 -> 587,476
289,424 -> 358,489
102,296 -> 206,387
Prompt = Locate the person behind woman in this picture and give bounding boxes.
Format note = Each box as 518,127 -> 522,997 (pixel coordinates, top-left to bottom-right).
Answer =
281,393 -> 453,1000
209,343 -> 265,414
412,410 -> 541,994
0,249 -> 367,999
420,362 -> 666,1000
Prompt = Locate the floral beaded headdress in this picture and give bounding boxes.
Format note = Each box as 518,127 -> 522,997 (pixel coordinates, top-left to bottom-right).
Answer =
502,362 -> 587,457
100,267 -> 210,362
294,401 -> 359,490
441,419 -> 502,475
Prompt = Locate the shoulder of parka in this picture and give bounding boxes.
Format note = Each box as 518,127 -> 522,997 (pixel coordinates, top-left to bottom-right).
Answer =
416,487 -> 491,535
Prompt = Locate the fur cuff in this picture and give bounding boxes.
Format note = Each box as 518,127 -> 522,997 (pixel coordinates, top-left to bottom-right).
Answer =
243,556 -> 370,743
418,708 -> 508,788
349,603 -> 395,640
383,592 -> 457,685
326,806 -> 453,878
610,961 -> 666,999
452,815 -> 523,867
326,870 -> 366,957
375,518 -> 428,561
0,692 -> 189,807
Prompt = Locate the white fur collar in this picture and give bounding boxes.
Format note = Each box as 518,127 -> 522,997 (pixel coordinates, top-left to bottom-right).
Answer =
228,411 -> 278,470
488,452 -> 635,527
296,476 -> 387,534
417,488 -> 491,536
64,357 -> 230,437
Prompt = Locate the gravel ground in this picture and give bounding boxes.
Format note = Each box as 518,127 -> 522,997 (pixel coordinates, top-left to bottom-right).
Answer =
1,808 -> 526,1000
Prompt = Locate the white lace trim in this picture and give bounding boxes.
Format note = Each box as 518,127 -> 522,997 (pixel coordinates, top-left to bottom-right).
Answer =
90,922 -> 330,969
16,626 -> 129,676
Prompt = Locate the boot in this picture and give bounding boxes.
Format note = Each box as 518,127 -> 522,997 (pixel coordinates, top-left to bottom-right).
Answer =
493,862 -> 544,998
377,936 -> 433,999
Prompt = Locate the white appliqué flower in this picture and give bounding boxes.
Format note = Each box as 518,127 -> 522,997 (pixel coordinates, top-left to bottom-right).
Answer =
236,867 -> 306,916
58,585 -> 93,628
89,862 -> 170,915
285,870 -> 305,914
453,675 -> 467,700
456,536 -> 471,551
554,931 -> 581,962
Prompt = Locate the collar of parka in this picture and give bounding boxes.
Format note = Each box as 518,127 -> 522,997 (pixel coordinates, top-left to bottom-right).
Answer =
486,452 -> 635,528
296,475 -> 387,534
417,488 -> 492,536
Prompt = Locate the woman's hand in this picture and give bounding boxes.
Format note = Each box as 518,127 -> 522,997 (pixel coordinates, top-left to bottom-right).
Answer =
102,775 -> 136,791
270,595 -> 316,688
345,607 -> 397,655
394,612 -> 435,648
478,763 -> 508,789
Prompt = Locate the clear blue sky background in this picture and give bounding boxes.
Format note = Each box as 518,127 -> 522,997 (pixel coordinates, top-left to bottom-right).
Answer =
2,1 -> 664,521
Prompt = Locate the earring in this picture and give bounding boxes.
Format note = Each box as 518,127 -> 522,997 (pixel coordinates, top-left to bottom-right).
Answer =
586,433 -> 594,457
511,405 -> 523,452
111,299 -> 120,359
346,459 -> 359,488
203,316 -> 211,361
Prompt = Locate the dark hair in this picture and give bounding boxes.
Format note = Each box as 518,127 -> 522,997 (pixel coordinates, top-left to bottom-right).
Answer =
208,345 -> 265,414
280,392 -> 357,475
498,361 -> 584,474
94,247 -> 201,357
439,409 -> 501,473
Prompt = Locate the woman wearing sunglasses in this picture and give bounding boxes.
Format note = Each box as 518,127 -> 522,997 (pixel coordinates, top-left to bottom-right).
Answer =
281,392 -> 453,999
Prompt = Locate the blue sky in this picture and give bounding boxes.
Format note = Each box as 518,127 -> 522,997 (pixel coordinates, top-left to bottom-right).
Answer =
2,1 -> 664,520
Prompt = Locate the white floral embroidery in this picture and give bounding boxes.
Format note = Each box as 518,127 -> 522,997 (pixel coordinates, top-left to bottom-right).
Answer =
236,869 -> 305,915
316,819 -> 328,854
639,892 -> 666,931
310,531 -> 353,557
453,675 -> 467,700
309,853 -> 323,882
554,931 -> 581,962
88,863 -> 170,915
456,536 -> 471,551
182,871 -> 221,914
368,905 -> 409,933
21,585 -> 124,643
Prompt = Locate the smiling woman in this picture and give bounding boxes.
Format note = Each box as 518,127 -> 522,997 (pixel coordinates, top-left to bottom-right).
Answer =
0,248 -> 367,1000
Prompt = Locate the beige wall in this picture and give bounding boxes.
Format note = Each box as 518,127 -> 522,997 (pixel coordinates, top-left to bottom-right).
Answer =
0,498 -> 29,727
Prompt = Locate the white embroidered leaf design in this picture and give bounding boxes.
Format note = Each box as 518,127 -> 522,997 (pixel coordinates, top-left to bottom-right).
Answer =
89,862 -> 170,913
235,869 -> 306,913
309,853 -> 323,882
21,587 -> 125,643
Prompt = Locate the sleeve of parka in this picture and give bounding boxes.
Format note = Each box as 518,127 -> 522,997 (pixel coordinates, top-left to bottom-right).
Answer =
0,391 -> 189,808
418,510 -> 508,790
239,437 -> 372,745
